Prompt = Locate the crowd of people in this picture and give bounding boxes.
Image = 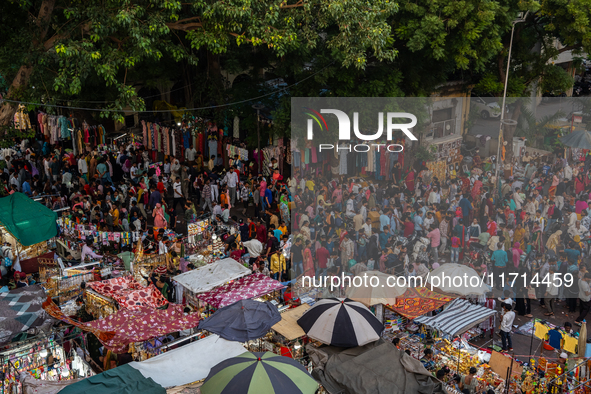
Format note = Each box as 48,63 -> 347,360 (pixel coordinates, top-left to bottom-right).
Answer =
3,136 -> 591,357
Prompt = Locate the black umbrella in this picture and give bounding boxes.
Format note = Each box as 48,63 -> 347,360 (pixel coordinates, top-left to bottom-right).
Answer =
297,297 -> 384,347
199,299 -> 281,342
560,129 -> 591,149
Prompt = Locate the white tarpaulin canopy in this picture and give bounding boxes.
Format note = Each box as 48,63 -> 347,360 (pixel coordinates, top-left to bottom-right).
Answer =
130,334 -> 246,388
172,258 -> 251,294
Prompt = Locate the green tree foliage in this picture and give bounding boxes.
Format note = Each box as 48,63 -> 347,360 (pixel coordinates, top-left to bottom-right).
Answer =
0,0 -> 398,124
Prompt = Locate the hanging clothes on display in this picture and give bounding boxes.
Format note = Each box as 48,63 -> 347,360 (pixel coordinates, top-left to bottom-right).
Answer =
339,145 -> 348,175
59,116 -> 70,139
14,104 -> 32,130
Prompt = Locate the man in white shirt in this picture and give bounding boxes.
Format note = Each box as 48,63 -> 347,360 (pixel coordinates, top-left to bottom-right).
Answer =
500,303 -> 515,351
184,145 -> 197,164
225,167 -> 239,206
81,240 -> 103,262
78,155 -> 88,182
513,188 -> 524,211
173,177 -> 184,210
361,218 -> 373,238
130,164 -> 138,183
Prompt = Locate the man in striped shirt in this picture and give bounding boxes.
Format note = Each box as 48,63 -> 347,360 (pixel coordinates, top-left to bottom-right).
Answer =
201,179 -> 212,212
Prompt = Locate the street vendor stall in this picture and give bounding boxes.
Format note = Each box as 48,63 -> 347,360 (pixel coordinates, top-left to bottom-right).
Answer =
1,326 -> 94,394
185,215 -> 239,263
266,304 -> 311,361
0,286 -> 52,347
307,338 -> 446,394
57,334 -> 246,394
196,273 -> 284,309
172,258 -> 251,308
87,275 -> 168,312
0,193 -> 58,274
414,298 -> 496,339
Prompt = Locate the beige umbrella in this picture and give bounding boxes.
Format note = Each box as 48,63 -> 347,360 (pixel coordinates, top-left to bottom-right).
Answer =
428,263 -> 492,296
578,320 -> 587,358
345,271 -> 407,307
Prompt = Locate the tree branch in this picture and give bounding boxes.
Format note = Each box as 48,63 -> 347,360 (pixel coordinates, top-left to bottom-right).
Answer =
557,44 -> 578,54
280,1 -> 304,9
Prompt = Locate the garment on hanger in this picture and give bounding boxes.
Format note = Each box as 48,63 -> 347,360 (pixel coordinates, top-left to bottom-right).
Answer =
14,105 -> 31,130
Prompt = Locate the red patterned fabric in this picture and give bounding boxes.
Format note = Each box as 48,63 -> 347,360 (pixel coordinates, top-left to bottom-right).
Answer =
196,273 -> 284,308
85,305 -> 200,353
88,275 -> 168,310
390,287 -> 454,320
43,298 -> 199,353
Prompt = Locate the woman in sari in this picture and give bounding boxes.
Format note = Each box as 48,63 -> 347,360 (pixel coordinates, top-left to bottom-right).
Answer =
545,230 -> 562,254
404,169 -> 415,193
471,176 -> 483,200
513,223 -> 526,250
549,173 -> 559,198
575,173 -> 585,195
280,194 -> 290,225
302,240 -> 315,278
460,175 -> 471,196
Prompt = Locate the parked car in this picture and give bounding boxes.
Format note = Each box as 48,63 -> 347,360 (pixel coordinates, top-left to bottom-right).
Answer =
471,95 -> 502,119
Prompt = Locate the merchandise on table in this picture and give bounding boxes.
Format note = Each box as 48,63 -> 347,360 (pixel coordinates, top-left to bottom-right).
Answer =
84,290 -> 118,319
1,332 -> 94,394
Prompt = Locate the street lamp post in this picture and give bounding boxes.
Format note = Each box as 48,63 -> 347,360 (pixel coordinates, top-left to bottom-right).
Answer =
495,12 -> 529,179
252,103 -> 265,172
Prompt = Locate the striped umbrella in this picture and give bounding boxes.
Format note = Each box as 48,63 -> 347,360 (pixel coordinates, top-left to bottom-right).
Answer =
297,298 -> 383,347
201,351 -> 318,394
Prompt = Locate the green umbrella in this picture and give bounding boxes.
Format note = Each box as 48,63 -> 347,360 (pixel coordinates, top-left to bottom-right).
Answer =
201,351 -> 317,394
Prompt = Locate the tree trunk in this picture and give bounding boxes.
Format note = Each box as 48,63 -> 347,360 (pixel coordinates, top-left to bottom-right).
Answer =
0,0 -> 56,126
0,66 -> 33,126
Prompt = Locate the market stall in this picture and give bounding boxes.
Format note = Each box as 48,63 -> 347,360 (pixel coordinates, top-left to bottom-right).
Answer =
185,215 -> 239,263
172,258 -> 251,308
87,275 -> 168,311
414,298 -> 496,339
267,304 -> 311,360
307,338 -> 445,394
1,327 -> 94,394
0,193 -> 58,274
55,334 -> 245,394
42,299 -> 200,355
0,286 -> 52,347
196,273 -> 284,309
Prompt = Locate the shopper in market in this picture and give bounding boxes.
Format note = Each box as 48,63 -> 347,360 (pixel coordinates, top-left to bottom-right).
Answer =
499,302 -> 515,352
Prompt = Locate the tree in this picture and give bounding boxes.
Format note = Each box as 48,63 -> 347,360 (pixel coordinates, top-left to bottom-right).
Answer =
473,0 -> 591,162
0,0 -> 398,126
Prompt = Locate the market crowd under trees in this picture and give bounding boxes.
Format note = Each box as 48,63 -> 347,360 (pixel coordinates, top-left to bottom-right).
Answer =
0,0 -> 590,154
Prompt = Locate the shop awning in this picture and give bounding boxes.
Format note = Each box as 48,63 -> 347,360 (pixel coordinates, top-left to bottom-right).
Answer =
196,273 -> 284,308
88,275 -> 168,310
129,334 -> 246,388
389,287 -> 455,320
0,285 -> 49,346
308,339 -> 445,394
414,298 -> 496,337
42,299 -> 200,353
58,335 -> 245,393
172,258 -> 251,294
58,364 -> 166,394
0,193 -> 57,246
272,304 -> 310,340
